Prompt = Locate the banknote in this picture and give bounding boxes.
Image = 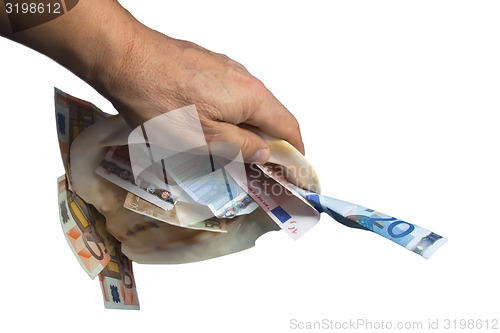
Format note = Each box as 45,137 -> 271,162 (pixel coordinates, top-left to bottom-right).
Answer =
218,194 -> 259,218
292,186 -> 448,259
57,175 -> 111,278
55,89 -> 140,310
96,145 -> 176,211
55,88 -> 111,190
95,217 -> 140,310
161,149 -> 253,218
58,174 -> 140,309
97,132 -> 257,221
226,163 -> 320,240
124,103 -> 254,219
123,192 -> 228,233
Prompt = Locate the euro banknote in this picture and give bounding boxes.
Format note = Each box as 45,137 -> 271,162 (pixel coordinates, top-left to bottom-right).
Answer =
99,143 -> 258,222
57,175 -> 111,278
96,145 -> 176,211
55,90 -> 140,309
292,186 -> 447,258
58,175 -> 140,309
95,219 -> 140,310
226,163 -> 320,240
123,192 -> 228,233
54,88 -> 110,190
161,149 -> 254,218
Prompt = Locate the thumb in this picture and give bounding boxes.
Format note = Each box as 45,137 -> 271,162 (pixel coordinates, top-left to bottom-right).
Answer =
205,122 -> 271,164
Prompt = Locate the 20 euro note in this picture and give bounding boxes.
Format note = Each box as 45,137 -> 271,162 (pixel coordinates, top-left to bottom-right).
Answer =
123,192 -> 228,233
57,175 -> 111,278
292,186 -> 448,259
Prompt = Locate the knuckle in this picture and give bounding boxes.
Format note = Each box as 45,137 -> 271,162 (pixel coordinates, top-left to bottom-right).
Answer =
217,52 -> 231,60
246,76 -> 267,94
202,122 -> 223,143
229,59 -> 248,72
240,136 -> 254,156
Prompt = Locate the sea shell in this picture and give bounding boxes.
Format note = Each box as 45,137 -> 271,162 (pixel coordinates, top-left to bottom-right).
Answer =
70,115 -> 320,264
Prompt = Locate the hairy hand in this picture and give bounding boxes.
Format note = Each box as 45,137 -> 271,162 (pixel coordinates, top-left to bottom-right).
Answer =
1,0 -> 304,163
96,24 -> 304,163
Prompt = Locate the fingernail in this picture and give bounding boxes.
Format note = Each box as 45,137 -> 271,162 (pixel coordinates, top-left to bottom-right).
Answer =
248,148 -> 270,164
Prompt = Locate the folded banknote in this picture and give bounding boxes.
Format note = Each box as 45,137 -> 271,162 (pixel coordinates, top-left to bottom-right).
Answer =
292,186 -> 447,259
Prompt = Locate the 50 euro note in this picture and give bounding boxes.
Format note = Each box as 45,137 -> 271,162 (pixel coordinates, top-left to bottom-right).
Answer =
95,219 -> 140,310
292,186 -> 448,259
58,175 -> 140,309
58,175 -> 110,278
123,192 -> 228,233
55,88 -> 111,190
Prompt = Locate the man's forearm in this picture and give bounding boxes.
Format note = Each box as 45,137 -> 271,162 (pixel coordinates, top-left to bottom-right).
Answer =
0,0 -> 138,91
1,0 -> 305,159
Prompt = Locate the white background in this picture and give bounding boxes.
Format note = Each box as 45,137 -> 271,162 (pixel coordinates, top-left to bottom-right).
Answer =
1,1 -> 499,332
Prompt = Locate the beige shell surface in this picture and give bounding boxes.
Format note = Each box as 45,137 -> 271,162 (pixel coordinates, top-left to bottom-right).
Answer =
70,115 -> 319,264
244,126 -> 321,194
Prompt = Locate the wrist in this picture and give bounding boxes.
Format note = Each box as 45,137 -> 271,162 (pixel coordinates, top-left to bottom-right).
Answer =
71,1 -> 143,96
5,0 -> 143,98
88,21 -> 180,117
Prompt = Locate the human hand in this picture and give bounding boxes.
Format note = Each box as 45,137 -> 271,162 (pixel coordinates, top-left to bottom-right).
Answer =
93,23 -> 304,164
0,0 -> 304,163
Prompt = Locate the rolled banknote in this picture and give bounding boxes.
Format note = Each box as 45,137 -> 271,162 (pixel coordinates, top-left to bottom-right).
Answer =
292,186 -> 447,259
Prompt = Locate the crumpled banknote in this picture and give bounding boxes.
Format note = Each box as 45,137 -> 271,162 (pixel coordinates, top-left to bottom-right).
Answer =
292,186 -> 447,259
